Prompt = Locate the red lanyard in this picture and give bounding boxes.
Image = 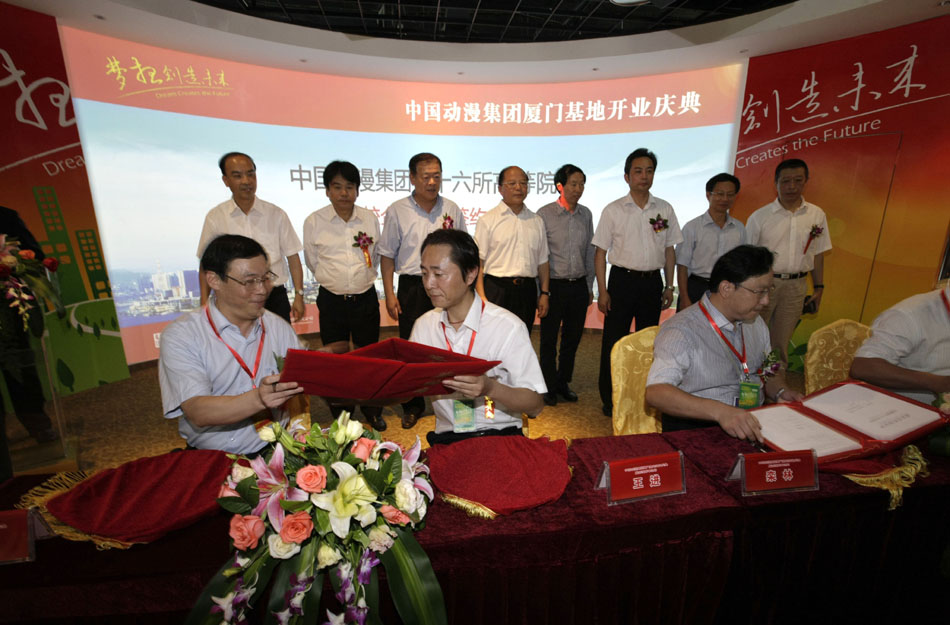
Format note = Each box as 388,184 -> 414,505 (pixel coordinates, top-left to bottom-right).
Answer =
205,306 -> 266,387
699,301 -> 748,375
942,290 -> 950,320
441,300 -> 485,356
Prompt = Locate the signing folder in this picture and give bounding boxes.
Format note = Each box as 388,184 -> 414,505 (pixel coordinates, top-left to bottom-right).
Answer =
755,381 -> 947,465
279,337 -> 501,402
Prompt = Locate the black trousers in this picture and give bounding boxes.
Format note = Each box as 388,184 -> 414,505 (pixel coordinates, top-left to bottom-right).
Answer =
539,278 -> 588,393
316,286 -> 381,418
396,274 -> 432,415
686,274 -> 710,306
265,285 -> 291,323
484,274 -> 537,332
598,267 -> 663,409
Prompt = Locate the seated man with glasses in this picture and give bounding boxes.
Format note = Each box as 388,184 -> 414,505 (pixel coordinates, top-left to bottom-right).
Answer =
159,234 -> 305,455
645,245 -> 801,442
675,173 -> 747,309
474,165 -> 550,333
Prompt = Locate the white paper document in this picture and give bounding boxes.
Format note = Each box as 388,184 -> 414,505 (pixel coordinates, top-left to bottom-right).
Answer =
802,384 -> 940,440
756,405 -> 862,458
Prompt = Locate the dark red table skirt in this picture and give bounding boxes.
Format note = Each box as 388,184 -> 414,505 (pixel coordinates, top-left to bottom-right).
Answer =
1,429 -> 948,624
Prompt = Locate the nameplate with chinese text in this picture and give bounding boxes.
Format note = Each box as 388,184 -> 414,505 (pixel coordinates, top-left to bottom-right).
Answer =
727,450 -> 818,496
595,451 -> 686,505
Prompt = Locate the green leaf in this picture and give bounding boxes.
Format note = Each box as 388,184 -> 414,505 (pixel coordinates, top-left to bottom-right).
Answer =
236,475 -> 260,507
382,449 -> 403,484
184,555 -> 243,625
379,529 -> 447,625
361,468 -> 385,497
217,496 -> 253,515
364,566 -> 383,625
280,498 -> 312,512
313,508 -> 332,535
263,539 -> 319,625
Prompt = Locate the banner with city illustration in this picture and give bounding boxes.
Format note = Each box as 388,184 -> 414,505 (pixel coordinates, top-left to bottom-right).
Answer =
731,15 -> 950,371
0,2 -> 129,400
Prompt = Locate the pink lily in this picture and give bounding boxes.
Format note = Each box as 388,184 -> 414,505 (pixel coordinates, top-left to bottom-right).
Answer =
250,443 -> 309,531
379,438 -> 434,501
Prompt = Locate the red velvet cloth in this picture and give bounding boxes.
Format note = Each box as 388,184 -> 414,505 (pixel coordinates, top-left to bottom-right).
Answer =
427,436 -> 571,514
45,449 -> 232,544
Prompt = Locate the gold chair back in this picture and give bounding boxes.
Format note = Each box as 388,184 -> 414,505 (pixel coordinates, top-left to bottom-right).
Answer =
611,325 -> 662,435
804,319 -> 871,395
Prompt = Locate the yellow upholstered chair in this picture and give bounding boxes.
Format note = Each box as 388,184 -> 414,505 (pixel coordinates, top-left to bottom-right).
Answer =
286,393 -> 312,431
611,325 -> 662,435
804,319 -> 871,395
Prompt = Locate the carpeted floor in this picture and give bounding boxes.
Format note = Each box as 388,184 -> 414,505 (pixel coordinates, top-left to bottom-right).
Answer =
8,327 -> 803,473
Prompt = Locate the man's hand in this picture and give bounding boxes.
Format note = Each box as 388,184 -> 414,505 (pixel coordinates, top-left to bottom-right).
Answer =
292,295 -> 305,322
804,289 -> 823,313
661,287 -> 674,310
715,405 -> 763,443
777,389 -> 804,403
385,294 -> 401,321
442,374 -> 494,399
537,293 -> 549,318
257,373 -> 303,409
598,291 -> 611,314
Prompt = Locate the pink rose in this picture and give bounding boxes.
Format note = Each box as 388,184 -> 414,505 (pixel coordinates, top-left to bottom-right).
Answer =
218,483 -> 240,498
380,504 -> 411,526
42,257 -> 58,272
296,465 -> 328,493
229,514 -> 265,551
351,437 -> 377,462
279,510 -> 314,544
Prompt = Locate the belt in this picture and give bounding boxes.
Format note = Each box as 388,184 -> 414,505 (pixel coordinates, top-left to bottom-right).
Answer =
688,274 -> 710,283
486,274 -> 534,285
550,277 -> 587,283
774,271 -> 808,280
320,287 -> 372,301
614,266 -> 660,277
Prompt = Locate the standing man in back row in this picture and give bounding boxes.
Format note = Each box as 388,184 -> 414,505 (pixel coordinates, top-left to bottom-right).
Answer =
378,152 -> 468,429
198,152 -> 306,323
593,148 -> 682,417
537,164 -> 595,406
746,158 -> 831,365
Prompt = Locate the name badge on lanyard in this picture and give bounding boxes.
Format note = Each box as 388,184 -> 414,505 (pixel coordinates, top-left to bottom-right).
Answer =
441,300 -> 495,430
699,301 -> 761,409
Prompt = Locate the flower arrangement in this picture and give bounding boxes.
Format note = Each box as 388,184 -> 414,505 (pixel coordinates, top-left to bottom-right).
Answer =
440,214 -> 454,230
935,392 -> 950,416
187,412 -> 445,625
648,214 -> 669,233
352,232 -> 374,268
0,234 -> 62,332
803,224 -> 824,254
756,349 -> 782,380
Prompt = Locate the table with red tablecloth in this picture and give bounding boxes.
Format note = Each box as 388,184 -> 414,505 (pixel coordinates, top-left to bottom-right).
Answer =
1,428 -> 948,624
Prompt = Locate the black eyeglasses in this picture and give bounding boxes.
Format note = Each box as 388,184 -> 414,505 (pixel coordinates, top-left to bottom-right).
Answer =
224,271 -> 277,288
735,283 -> 775,297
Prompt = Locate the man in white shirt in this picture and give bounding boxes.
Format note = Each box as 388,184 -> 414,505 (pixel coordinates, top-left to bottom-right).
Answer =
746,158 -> 831,364
474,165 -> 551,333
676,173 -> 747,309
197,152 -> 305,323
378,152 -> 468,428
410,229 -> 546,446
159,235 -> 304,454
850,284 -> 950,405
593,148 -> 683,417
302,160 -> 386,431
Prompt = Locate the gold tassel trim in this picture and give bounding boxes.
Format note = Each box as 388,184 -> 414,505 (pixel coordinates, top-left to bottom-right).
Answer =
843,445 -> 931,511
15,469 -> 135,550
440,493 -> 498,519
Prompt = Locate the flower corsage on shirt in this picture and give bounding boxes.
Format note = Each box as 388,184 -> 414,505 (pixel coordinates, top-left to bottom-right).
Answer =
803,224 -> 824,253
649,214 -> 669,233
352,231 -> 374,268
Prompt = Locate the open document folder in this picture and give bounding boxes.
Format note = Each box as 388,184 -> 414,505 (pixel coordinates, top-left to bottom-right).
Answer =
754,381 -> 947,465
279,338 -> 501,402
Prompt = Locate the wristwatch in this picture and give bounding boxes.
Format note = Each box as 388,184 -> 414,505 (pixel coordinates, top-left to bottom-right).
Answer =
294,288 -> 304,296
540,290 -> 551,296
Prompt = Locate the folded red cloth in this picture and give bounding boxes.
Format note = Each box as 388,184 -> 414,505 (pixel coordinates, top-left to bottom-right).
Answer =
46,450 -> 232,544
427,436 -> 571,515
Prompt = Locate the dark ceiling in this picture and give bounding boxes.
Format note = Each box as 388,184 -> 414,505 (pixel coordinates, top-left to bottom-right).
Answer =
191,0 -> 798,44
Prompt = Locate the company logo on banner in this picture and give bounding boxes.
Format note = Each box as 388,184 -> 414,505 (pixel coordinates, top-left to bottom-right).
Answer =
0,1 -> 129,393
732,16 -> 950,371
103,53 -> 233,99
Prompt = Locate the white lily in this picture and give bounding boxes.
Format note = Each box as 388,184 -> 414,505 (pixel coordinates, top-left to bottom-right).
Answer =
310,462 -> 378,538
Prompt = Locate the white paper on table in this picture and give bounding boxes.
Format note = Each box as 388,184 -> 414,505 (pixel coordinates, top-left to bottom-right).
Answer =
802,383 -> 940,440
756,404 -> 863,458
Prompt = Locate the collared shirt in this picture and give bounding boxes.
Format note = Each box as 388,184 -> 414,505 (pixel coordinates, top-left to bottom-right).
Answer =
409,292 -> 547,433
592,192 -> 683,271
197,197 -> 303,286
474,201 -> 549,277
746,198 -> 831,273
377,194 -> 467,276
647,294 -> 771,407
854,286 -> 950,405
158,298 -> 302,453
537,201 -> 596,291
302,205 -> 380,295
676,211 -> 747,279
